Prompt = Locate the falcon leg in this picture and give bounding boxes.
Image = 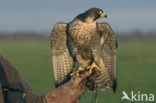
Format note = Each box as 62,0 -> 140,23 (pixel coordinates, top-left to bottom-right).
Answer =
70,63 -> 101,76
87,62 -> 101,74
70,67 -> 85,76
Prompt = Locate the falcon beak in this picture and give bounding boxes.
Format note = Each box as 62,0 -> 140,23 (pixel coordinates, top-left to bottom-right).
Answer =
101,12 -> 107,18
104,14 -> 107,18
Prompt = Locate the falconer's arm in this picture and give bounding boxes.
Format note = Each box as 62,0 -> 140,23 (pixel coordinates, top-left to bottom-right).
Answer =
45,71 -> 90,103
0,54 -> 91,103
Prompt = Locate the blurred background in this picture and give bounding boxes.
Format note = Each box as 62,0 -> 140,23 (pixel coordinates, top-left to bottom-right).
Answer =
0,0 -> 156,103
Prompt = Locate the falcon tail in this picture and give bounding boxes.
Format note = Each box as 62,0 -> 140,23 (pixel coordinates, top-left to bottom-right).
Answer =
91,86 -> 98,103
112,79 -> 117,93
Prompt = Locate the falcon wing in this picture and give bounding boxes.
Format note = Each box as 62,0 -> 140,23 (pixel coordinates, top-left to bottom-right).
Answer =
51,23 -> 74,87
97,22 -> 118,92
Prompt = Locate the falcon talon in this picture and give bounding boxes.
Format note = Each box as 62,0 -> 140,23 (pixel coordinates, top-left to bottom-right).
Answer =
89,68 -> 94,74
76,71 -> 80,77
91,63 -> 101,71
70,72 -> 76,76
87,63 -> 102,74
86,66 -> 91,70
70,67 -> 86,77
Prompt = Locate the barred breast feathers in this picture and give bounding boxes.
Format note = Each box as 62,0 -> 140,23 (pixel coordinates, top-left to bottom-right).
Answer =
68,19 -> 97,45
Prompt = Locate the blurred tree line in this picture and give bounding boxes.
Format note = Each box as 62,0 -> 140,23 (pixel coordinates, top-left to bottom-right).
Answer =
116,30 -> 156,41
0,32 -> 49,41
0,30 -> 156,41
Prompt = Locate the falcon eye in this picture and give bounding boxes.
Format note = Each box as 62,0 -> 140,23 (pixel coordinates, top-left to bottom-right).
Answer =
98,11 -> 102,15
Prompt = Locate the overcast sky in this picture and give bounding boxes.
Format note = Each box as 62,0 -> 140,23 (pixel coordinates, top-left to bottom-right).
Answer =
0,0 -> 156,33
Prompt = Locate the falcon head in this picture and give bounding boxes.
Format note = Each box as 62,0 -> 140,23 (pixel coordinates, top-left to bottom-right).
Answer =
77,8 -> 107,23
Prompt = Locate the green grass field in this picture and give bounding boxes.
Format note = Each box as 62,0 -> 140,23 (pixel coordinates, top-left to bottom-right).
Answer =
0,40 -> 156,103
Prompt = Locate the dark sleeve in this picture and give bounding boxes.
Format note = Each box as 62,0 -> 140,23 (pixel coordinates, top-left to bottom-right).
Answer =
0,54 -> 47,103
22,81 -> 47,103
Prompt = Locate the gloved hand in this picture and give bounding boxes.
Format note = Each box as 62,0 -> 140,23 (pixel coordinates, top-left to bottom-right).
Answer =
45,69 -> 98,103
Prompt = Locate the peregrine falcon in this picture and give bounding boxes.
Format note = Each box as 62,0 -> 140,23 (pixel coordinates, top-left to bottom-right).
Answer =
51,8 -> 118,93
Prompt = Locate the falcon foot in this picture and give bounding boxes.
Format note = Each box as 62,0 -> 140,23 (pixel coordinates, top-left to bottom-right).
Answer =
70,63 -> 101,77
70,67 -> 85,77
86,62 -> 101,74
